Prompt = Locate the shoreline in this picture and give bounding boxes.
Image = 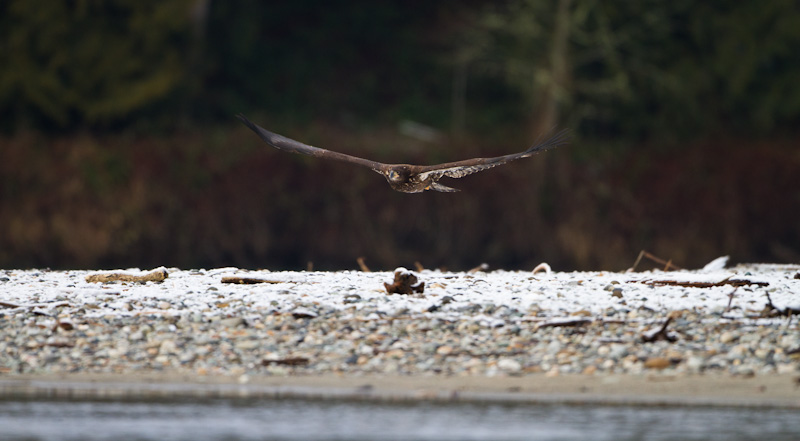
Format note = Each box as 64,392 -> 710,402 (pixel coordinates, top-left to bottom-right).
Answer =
3,372 -> 800,409
1,265 -> 799,409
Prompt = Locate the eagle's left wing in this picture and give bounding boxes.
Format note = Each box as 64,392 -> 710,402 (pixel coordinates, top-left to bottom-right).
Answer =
415,128 -> 569,181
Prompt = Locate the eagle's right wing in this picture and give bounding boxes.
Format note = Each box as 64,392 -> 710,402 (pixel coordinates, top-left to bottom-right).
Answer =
237,114 -> 389,172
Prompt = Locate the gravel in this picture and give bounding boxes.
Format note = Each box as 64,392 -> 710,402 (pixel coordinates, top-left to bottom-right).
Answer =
0,264 -> 799,379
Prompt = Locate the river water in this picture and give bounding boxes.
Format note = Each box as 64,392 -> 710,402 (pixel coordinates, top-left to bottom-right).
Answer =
1,397 -> 798,441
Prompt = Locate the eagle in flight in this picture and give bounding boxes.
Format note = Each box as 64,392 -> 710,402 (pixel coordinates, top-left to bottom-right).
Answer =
236,114 -> 568,193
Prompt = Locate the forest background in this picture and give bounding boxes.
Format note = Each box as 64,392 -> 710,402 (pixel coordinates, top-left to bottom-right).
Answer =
1,0 -> 798,272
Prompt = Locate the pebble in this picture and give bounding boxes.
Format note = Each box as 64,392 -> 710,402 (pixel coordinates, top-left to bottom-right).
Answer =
497,358 -> 522,373
719,331 -> 737,344
219,317 -> 244,328
643,357 -> 671,370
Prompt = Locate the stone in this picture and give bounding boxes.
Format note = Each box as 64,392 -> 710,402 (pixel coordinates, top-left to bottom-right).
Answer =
643,357 -> 671,369
497,358 -> 522,373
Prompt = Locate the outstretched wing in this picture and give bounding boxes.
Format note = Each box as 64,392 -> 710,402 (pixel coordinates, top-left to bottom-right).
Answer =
236,114 -> 389,171
416,128 -> 569,181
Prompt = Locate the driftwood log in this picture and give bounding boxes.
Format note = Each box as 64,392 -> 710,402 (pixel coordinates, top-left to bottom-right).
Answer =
85,268 -> 168,284
384,269 -> 425,295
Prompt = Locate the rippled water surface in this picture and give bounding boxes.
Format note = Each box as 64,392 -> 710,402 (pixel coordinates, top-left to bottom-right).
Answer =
1,397 -> 798,441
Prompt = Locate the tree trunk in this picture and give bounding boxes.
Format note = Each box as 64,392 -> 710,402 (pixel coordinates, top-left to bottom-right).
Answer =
535,0 -> 572,136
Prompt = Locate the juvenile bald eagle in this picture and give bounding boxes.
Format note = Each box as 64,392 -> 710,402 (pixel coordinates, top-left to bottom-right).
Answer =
237,114 -> 568,193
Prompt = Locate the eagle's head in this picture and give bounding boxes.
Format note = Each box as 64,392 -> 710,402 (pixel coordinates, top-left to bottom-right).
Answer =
386,166 -> 412,184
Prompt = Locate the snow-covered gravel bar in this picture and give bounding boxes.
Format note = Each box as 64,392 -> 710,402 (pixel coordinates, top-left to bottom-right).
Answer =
1,263 -> 799,381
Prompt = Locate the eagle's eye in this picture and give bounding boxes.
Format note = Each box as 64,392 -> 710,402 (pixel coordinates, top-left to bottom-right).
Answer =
388,170 -> 401,182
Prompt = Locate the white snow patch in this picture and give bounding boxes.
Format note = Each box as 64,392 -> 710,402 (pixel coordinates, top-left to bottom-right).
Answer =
0,264 -> 797,320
